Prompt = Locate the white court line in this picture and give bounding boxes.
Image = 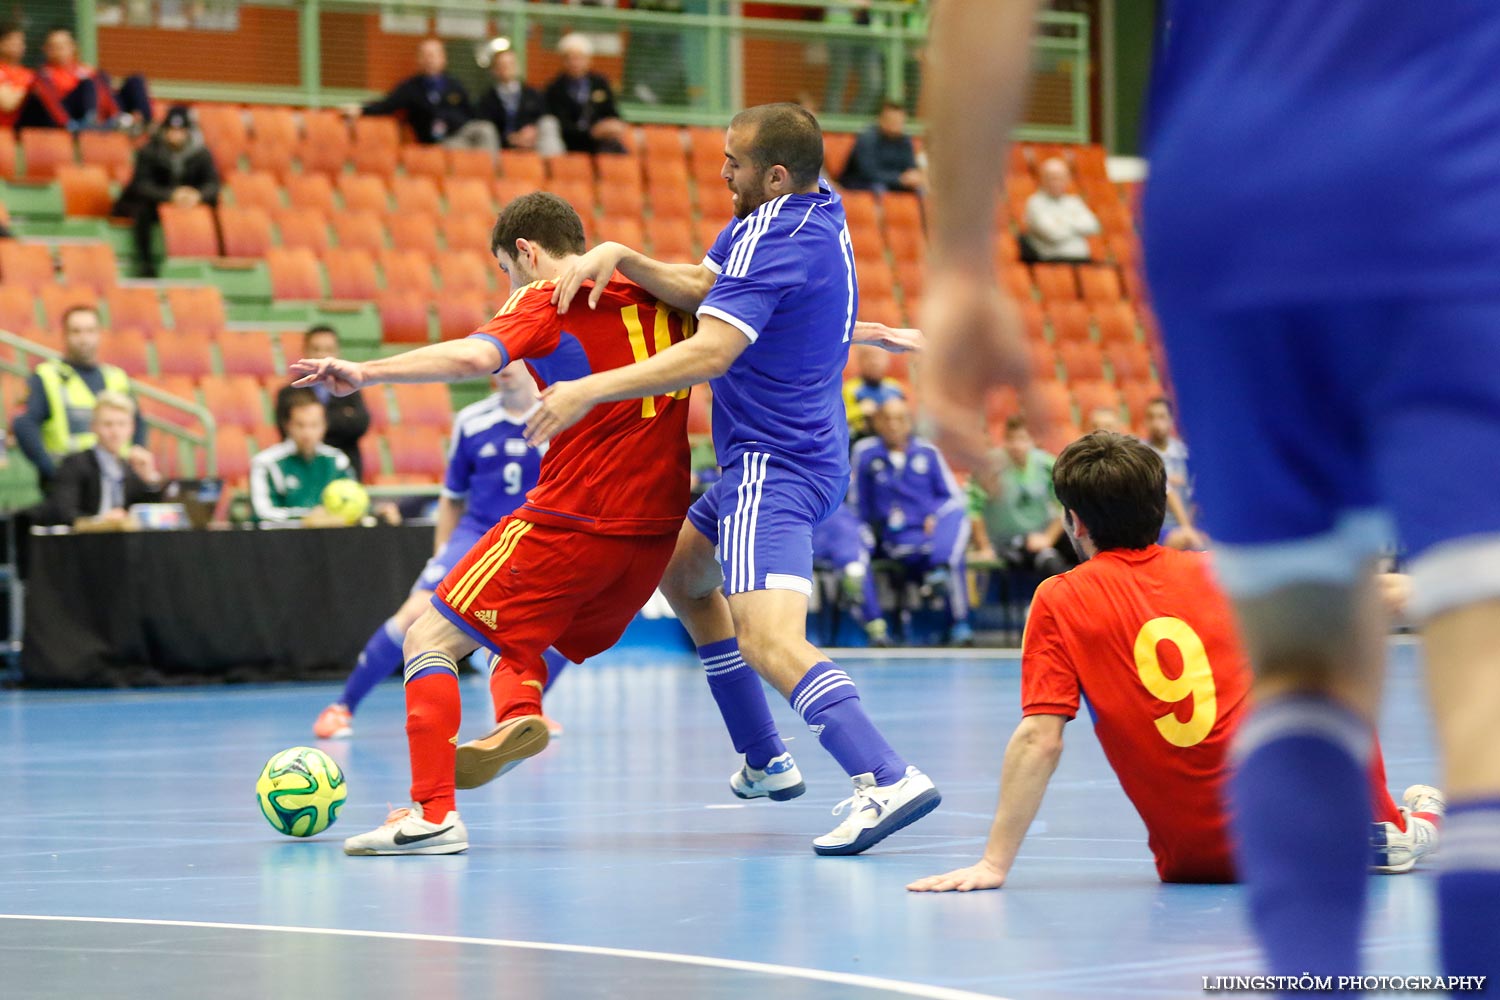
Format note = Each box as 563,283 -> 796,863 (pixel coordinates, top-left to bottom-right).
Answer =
0,914 -> 1014,1000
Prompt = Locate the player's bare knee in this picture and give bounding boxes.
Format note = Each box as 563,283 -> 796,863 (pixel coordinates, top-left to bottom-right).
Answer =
661,538 -> 723,604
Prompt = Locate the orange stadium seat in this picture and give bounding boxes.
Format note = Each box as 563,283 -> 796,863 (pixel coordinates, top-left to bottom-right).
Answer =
442,176 -> 495,218
138,375 -> 199,430
640,125 -> 686,164
225,170 -> 283,212
985,385 -> 1021,426
299,110 -> 352,176
647,217 -> 694,262
0,285 -> 39,335
1072,378 -> 1122,420
284,172 -> 336,214
441,215 -> 492,255
1037,421 -> 1084,457
1059,340 -> 1105,383
494,177 -> 533,208
1033,263 -> 1079,302
57,164 -> 114,217
39,284 -> 98,331
1078,264 -> 1124,304
690,216 -> 722,257
379,249 -> 435,297
273,208 -> 331,255
0,130 -> 15,181
1120,379 -> 1165,426
392,175 -> 442,217
97,328 -> 150,376
545,178 -> 595,215
324,248 -> 380,300
446,148 -> 496,179
245,138 -> 296,179
362,385 -> 391,430
436,295 -> 489,341
598,216 -> 645,249
882,192 -> 923,234
859,295 -> 901,328
400,144 -> 447,181
823,132 -> 857,179
159,204 -> 220,258
436,251 -> 491,297
898,262 -> 925,304
857,257 -> 896,300
597,154 -> 640,188
1104,339 -> 1153,384
386,425 -> 447,479
58,244 -> 119,294
1029,339 -> 1059,381
165,286 -> 227,337
77,131 -> 133,183
214,426 -> 252,485
248,106 -> 298,147
598,181 -> 644,219
1027,378 -> 1073,427
548,152 -> 594,184
0,241 -> 55,293
502,150 -> 545,186
217,330 -> 279,377
331,212 -> 386,254
841,190 -> 878,232
643,153 -> 689,188
647,178 -> 693,220
376,292 -> 429,342
353,117 -> 401,176
1093,301 -> 1139,347
219,205 -> 274,258
1107,232 -> 1138,267
386,211 -> 441,259
338,173 -> 389,214
104,286 -> 162,335
392,383 -> 452,429
201,374 -> 265,427
265,247 -> 324,300
687,126 -> 722,162
155,330 -> 215,377
19,128 -> 74,180
250,424 -> 280,452
1003,264 -> 1034,300
358,433 -> 386,478
1046,300 -> 1092,345
193,104 -> 247,149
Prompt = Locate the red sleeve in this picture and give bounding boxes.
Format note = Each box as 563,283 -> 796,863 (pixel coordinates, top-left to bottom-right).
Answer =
1020,576 -> 1081,720
467,282 -> 564,368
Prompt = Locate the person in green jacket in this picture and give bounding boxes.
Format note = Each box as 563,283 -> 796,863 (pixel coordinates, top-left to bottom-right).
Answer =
250,389 -> 351,523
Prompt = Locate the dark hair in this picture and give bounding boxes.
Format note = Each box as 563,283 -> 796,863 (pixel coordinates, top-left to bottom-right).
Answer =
0,21 -> 21,38
728,103 -> 824,188
490,192 -> 587,259
303,324 -> 339,347
1052,431 -> 1166,551
279,387 -> 324,425
61,305 -> 99,329
1146,396 -> 1173,415
1003,414 -> 1029,434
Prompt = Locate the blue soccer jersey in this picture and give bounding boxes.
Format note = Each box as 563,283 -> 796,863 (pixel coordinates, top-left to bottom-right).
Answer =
699,181 -> 857,481
443,394 -> 545,537
850,434 -> 965,553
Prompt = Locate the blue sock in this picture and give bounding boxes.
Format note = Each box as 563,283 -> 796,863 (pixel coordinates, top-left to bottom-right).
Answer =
1230,697 -> 1371,989
699,638 -> 785,769
1438,799 -> 1500,982
339,619 -> 405,712
790,661 -> 906,786
541,647 -> 568,693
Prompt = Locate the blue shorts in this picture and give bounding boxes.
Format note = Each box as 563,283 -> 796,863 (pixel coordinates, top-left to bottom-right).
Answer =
687,451 -> 846,597
413,523 -> 486,594
1152,295 -> 1500,615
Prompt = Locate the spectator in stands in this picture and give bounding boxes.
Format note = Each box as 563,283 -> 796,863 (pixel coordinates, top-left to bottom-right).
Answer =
251,389 -> 353,523
349,38 -> 498,151
1143,396 -> 1206,550
838,101 -> 925,194
13,305 -> 143,487
20,28 -> 152,132
1021,157 -> 1099,263
36,392 -> 162,526
276,326 -> 370,481
1088,406 -> 1122,433
474,48 -> 544,151
813,500 -> 891,646
113,105 -> 220,278
842,343 -> 906,438
853,398 -> 974,645
0,22 -> 33,133
968,415 -> 1076,578
544,33 -> 628,155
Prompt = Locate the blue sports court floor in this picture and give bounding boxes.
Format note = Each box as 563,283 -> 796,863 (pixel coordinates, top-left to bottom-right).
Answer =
1,640 -> 1441,999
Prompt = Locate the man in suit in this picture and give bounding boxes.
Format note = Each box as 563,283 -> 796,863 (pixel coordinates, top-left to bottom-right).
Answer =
276,326 -> 370,480
349,38 -> 497,151
543,33 -> 627,154
474,48 -> 545,151
113,105 -> 221,277
38,392 -> 163,526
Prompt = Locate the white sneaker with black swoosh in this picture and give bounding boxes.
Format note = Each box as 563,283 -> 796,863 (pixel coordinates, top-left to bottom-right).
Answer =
343,803 -> 468,856
813,766 -> 940,856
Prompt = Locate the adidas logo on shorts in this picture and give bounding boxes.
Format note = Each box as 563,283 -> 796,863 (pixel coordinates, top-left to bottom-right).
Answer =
474,609 -> 498,628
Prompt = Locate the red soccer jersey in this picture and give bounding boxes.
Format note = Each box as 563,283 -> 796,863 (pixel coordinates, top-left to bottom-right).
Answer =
1021,545 -> 1250,882
468,277 -> 693,536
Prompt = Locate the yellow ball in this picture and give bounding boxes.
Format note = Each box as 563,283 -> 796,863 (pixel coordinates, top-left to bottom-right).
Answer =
256,746 -> 348,837
321,479 -> 369,525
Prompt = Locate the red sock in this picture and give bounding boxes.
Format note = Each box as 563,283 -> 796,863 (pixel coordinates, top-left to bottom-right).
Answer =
1368,740 -> 1406,831
490,652 -> 546,723
405,663 -> 461,821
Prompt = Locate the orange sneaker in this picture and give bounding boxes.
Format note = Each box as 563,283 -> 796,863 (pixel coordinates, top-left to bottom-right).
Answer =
313,703 -> 353,740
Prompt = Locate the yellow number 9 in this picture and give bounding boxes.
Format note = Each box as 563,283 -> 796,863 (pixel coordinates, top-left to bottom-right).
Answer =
1133,617 -> 1217,748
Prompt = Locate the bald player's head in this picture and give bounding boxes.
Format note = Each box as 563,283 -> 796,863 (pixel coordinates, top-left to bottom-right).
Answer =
873,397 -> 913,451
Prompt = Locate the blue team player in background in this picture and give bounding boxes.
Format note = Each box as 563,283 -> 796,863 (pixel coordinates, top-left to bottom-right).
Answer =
312,361 -> 566,740
918,0 -> 1500,986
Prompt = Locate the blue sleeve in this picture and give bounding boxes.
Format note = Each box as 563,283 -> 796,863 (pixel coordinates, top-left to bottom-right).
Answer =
13,373 -> 53,477
703,220 -> 738,273
443,427 -> 473,498
697,224 -> 807,343
852,449 -> 876,526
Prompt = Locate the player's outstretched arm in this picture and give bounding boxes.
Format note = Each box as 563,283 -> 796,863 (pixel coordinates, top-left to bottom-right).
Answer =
906,713 -> 1064,892
851,320 -> 924,354
291,339 -> 503,394
551,241 -> 718,314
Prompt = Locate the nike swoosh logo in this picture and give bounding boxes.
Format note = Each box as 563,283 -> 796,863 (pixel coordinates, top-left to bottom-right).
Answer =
393,825 -> 454,845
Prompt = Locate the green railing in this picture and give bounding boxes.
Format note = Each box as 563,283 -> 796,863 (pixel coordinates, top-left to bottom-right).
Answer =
76,0 -> 1090,142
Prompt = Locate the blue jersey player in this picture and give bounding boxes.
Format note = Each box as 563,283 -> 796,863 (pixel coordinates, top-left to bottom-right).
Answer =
532,103 -> 938,856
312,361 -> 565,739
919,0 -> 1500,985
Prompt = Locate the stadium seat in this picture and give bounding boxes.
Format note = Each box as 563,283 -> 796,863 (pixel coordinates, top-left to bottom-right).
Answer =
859,295 -> 902,328
154,330 -> 215,377
1093,301 -> 1139,347
358,433 -> 386,478
331,212 -> 386,254
138,375 -> 200,430
1104,339 -> 1153,384
1046,300 -> 1092,345
501,150 -> 545,186
39,284 -> 99,331
165,286 -> 227,337
250,424 -> 280,453
1107,232 -> 1138,267
58,244 -> 119,294
1072,378 -> 1122,419
19,128 -> 74,180
1078,264 -> 1123,304
0,130 -> 14,181
646,217 -> 694,262
442,176 -> 494,218
392,175 -> 442,217
598,216 -> 646,249
436,251 -> 491,297
823,132 -> 857,179
219,205 -> 275,258
598,181 -> 645,219
225,170 -> 283,212
882,192 -> 923,234
58,164 -> 115,218
857,256 -> 896,300
362,385 -> 391,430
353,117 -> 401,176
337,173 -> 390,214
1029,339 -> 1060,381
1059,340 -> 1106,383
597,154 -> 640,188
214,426 -> 252,485
985,385 -> 1021,425
643,154 -> 690,188
159,204 -> 220,258
640,125 -> 686,165
386,425 -> 447,480
446,148 -> 496,179
245,138 -> 296,179
285,172 -> 336,214
1002,264 -> 1034,301
647,180 -> 693,223
217,330 -> 279,377
1120,379 -> 1165,426
0,285 -> 39,335
104,286 -> 162,335
201,374 -> 265,427
547,152 -> 594,184
436,295 -> 489,341
386,211 -> 441,260
400,144 -> 447,181
392,383 -> 452,430
299,110 -> 353,176
379,249 -> 435,297
1027,378 -> 1073,427
324,248 -> 380,300
376,292 -> 430,343
265,247 -> 324,300
494,177 -> 533,208
898,262 -> 925,303
193,104 -> 247,148
248,106 -> 299,147
0,241 -> 55,293
77,131 -> 134,183
545,178 -> 595,215
97,328 -> 150,376
846,219 -> 881,259
687,126 -> 723,164
841,190 -> 878,232
273,208 -> 331,255
441,215 -> 492,255
1037,421 -> 1084,457
1033,263 -> 1079,302
690,216 -> 723,258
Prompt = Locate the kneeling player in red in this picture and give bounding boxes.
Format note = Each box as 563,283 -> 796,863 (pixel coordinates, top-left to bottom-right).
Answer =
908,432 -> 1442,891
292,193 -> 696,855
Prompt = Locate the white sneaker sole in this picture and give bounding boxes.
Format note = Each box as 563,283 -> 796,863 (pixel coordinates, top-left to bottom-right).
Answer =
454,715 -> 550,789
730,771 -> 807,802
814,784 -> 942,857
344,839 -> 469,856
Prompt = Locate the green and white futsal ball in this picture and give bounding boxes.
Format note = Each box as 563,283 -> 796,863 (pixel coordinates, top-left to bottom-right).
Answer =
321,479 -> 370,525
256,746 -> 347,837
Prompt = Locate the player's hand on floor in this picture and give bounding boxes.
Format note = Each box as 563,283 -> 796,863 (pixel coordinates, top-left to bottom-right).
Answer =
526,380 -> 594,445
551,242 -> 629,312
852,320 -> 925,354
289,357 -> 367,397
906,860 -> 1008,893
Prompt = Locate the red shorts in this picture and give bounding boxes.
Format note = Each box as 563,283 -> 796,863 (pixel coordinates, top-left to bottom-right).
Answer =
433,515 -> 677,664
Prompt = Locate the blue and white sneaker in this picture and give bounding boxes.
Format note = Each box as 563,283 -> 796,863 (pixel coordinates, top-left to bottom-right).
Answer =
730,752 -> 806,801
813,765 -> 940,856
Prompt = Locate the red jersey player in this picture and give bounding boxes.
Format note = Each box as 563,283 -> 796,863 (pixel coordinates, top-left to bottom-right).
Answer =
908,432 -> 1443,890
292,193 -> 695,856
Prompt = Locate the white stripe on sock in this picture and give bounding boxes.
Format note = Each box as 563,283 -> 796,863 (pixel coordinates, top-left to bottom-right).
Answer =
1230,700 -> 1372,765
792,670 -> 853,717
1441,811 -> 1500,873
